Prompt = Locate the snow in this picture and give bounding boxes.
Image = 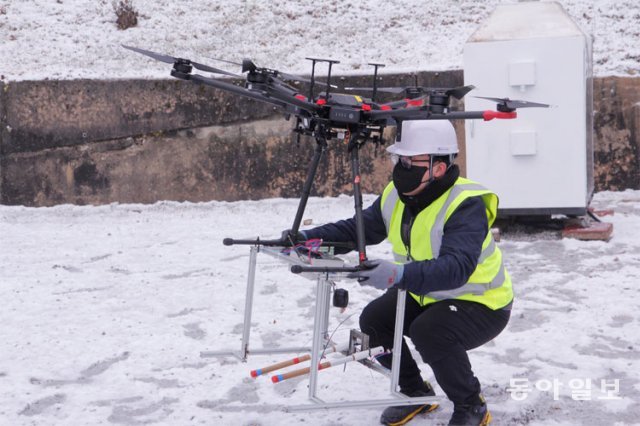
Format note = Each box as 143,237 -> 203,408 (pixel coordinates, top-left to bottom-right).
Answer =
1,191 -> 640,425
1,0 -> 639,82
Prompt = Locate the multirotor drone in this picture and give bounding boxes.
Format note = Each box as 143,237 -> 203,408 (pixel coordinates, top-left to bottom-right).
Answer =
123,45 -> 548,273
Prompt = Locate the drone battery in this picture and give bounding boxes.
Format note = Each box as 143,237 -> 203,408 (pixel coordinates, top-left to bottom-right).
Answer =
329,107 -> 361,124
333,288 -> 349,308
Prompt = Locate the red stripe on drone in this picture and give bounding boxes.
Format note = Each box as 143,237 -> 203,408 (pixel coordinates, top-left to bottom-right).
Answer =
483,111 -> 517,121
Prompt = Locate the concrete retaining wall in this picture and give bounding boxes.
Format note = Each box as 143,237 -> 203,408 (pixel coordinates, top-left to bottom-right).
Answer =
593,77 -> 640,190
0,73 -> 638,206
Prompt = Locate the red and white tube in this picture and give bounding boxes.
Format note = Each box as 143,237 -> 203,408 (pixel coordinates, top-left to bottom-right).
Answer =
250,342 -> 348,378
271,346 -> 385,383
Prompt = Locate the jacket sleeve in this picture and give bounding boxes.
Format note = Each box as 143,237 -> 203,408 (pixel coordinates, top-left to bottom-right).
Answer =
303,196 -> 388,254
397,196 -> 488,294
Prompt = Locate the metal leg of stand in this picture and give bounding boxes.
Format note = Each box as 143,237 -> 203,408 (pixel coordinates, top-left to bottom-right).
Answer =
239,245 -> 259,361
308,279 -> 408,403
321,278 -> 331,342
308,274 -> 330,402
287,395 -> 438,412
201,246 -> 316,360
390,289 -> 407,394
200,245 -> 259,361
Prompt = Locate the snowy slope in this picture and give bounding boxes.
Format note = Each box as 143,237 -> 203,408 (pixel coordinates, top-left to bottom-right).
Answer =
0,0 -> 639,82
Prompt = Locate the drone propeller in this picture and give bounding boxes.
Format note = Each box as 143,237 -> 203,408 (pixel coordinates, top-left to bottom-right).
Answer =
204,57 -> 242,66
474,96 -> 550,112
122,45 -> 240,77
345,85 -> 475,100
345,86 -> 405,94
200,56 -> 321,85
445,85 -> 476,100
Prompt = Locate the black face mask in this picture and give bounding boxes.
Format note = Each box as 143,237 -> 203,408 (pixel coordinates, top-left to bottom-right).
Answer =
392,162 -> 430,195
396,164 -> 460,212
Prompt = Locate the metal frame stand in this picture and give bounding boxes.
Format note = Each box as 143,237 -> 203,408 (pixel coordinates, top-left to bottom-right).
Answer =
288,287 -> 437,412
201,246 -> 439,411
201,246 -> 315,360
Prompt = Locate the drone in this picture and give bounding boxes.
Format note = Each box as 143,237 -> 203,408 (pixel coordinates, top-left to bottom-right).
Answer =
123,45 -> 548,274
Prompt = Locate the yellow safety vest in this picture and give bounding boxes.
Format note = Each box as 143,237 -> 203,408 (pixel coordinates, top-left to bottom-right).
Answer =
380,177 -> 513,310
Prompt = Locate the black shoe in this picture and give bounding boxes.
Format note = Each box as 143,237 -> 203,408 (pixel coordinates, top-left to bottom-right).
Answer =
380,381 -> 439,426
448,395 -> 491,426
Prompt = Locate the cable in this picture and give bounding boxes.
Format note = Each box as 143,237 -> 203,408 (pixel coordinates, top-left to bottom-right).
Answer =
322,311 -> 356,362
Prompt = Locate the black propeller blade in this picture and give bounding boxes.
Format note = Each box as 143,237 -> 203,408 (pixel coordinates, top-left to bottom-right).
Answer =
205,57 -> 242,66
203,55 -> 336,87
345,85 -> 475,100
237,58 -> 315,84
344,86 -> 405,94
122,45 -> 240,77
278,71 -> 315,84
446,85 -> 475,100
345,86 -> 416,94
474,96 -> 550,112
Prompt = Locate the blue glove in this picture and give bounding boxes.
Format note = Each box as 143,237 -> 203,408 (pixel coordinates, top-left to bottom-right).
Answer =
348,259 -> 404,290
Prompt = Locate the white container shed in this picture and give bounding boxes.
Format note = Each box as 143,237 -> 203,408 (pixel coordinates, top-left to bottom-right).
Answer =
463,1 -> 593,216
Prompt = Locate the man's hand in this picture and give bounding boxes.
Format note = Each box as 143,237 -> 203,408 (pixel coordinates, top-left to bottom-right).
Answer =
348,259 -> 404,290
280,229 -> 307,245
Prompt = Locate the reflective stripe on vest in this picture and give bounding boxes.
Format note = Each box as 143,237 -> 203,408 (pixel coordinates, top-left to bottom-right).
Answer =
391,234 -> 496,264
381,188 -> 398,236
426,261 -> 506,300
430,183 -> 490,258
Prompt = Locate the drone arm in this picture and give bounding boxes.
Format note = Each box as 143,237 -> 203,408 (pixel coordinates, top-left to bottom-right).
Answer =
265,83 -> 323,115
367,107 -> 431,121
425,110 -> 517,121
189,74 -> 289,110
367,108 -> 517,121
379,96 -> 427,109
432,111 -> 517,121
190,74 -> 321,115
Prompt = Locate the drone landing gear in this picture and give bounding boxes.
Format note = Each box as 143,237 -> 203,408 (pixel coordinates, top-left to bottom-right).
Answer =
289,136 -> 327,239
346,127 -> 369,265
224,128 -> 370,275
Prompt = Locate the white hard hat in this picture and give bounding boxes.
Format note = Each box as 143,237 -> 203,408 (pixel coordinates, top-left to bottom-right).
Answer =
386,120 -> 458,156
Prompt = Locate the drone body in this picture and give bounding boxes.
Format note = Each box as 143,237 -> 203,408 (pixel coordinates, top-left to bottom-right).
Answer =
123,45 -> 546,143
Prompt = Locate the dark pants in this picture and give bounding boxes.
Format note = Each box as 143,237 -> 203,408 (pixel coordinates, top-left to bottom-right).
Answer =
359,288 -> 510,405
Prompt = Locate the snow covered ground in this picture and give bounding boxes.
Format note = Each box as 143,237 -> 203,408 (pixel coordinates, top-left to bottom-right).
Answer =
1,191 -> 639,425
1,0 -> 639,81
